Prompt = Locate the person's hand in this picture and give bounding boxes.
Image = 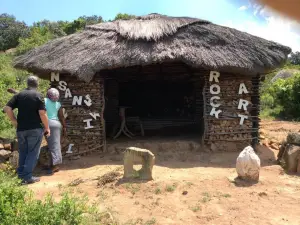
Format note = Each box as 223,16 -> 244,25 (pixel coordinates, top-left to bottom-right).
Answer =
44,128 -> 51,137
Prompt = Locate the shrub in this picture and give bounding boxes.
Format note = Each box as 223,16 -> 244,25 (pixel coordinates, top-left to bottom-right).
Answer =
0,170 -> 101,225
260,71 -> 300,120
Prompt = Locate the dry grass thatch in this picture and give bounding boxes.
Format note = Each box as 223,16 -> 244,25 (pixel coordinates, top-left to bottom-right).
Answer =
14,13 -> 291,82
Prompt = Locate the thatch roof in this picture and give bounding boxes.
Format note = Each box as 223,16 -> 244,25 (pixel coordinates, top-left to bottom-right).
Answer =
14,13 -> 291,82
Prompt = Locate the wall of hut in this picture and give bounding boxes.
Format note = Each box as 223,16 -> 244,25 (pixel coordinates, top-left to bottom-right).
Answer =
50,74 -> 105,156
48,65 -> 260,155
203,71 -> 260,151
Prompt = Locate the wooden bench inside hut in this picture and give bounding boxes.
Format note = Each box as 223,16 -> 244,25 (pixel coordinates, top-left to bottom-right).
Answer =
104,61 -> 205,139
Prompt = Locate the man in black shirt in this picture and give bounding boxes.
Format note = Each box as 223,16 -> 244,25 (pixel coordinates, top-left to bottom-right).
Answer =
4,75 -> 50,184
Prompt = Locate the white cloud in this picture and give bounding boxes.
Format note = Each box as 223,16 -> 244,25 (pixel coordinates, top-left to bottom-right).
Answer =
238,5 -> 248,11
224,6 -> 300,52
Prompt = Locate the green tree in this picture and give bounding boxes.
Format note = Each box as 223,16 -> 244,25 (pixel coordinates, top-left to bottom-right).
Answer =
16,26 -> 53,55
33,20 -> 67,38
0,13 -> 29,51
114,13 -> 136,20
63,15 -> 102,35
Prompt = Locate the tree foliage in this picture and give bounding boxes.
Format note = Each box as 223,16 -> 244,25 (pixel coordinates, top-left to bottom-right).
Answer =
16,26 -> 54,55
0,14 -> 29,51
261,66 -> 300,119
114,13 -> 136,20
63,15 -> 103,35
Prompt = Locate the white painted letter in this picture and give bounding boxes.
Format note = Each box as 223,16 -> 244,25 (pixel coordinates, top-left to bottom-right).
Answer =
238,99 -> 249,111
84,94 -> 92,107
210,96 -> 221,108
83,119 -> 94,129
58,81 -> 67,91
72,96 -> 83,105
210,107 -> 222,118
210,84 -> 221,95
238,114 -> 248,125
65,88 -> 72,98
89,112 -> 100,120
238,83 -> 249,94
50,72 -> 59,82
209,71 -> 220,83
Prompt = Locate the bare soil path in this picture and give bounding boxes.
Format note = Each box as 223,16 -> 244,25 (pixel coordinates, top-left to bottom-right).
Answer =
29,120 -> 300,225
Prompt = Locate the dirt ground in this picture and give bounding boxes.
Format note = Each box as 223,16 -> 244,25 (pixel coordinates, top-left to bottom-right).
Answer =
29,120 -> 300,225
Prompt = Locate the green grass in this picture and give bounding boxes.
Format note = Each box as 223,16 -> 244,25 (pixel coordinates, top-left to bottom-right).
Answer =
165,184 -> 177,193
189,204 -> 201,212
0,169 -> 112,225
154,188 -> 162,195
221,193 -> 231,198
124,183 -> 141,195
201,192 -> 212,203
144,218 -> 156,225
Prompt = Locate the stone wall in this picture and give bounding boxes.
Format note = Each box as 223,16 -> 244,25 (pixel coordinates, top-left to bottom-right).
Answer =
203,71 -> 260,150
50,73 -> 105,155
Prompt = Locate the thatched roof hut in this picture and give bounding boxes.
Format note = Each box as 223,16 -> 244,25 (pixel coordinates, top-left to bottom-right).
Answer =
14,14 -> 293,153
15,13 -> 291,82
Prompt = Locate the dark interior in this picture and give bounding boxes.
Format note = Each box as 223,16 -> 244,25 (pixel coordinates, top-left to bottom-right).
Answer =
103,62 -> 205,138
119,80 -> 195,118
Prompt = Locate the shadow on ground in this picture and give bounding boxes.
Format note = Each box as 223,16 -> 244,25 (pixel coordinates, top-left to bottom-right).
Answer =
37,143 -> 277,173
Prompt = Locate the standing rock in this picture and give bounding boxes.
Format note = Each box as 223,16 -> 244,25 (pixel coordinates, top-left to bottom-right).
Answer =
0,150 -> 12,160
283,144 -> 300,173
0,143 -> 4,149
236,146 -> 260,181
287,133 -> 300,145
123,147 -> 155,180
9,151 -> 19,169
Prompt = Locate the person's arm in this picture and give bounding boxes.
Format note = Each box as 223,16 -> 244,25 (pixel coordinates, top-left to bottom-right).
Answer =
3,106 -> 17,128
4,94 -> 18,127
58,108 -> 67,136
37,94 -> 50,137
39,110 -> 50,137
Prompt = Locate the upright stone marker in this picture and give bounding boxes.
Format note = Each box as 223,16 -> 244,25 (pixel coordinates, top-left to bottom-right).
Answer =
123,147 -> 155,180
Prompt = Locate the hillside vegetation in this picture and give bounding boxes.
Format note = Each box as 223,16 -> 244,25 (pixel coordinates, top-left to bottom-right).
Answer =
260,63 -> 300,120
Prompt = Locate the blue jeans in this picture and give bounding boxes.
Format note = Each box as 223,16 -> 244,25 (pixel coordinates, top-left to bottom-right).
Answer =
17,128 -> 43,181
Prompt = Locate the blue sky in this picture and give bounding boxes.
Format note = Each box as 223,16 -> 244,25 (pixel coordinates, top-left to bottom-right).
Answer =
1,0 -> 253,25
1,0 -> 300,51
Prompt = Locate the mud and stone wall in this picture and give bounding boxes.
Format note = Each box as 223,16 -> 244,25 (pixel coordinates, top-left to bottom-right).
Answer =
50,73 -> 105,155
203,71 -> 260,151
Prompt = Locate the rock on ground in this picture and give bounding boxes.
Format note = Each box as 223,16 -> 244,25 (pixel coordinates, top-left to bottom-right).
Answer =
287,133 -> 300,145
283,144 -> 300,173
9,151 -> 19,169
123,147 -> 155,180
0,150 -> 12,160
236,146 -> 261,181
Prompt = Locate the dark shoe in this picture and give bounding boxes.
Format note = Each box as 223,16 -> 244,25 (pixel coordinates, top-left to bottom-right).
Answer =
21,176 -> 40,185
52,165 -> 60,173
46,165 -> 60,175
